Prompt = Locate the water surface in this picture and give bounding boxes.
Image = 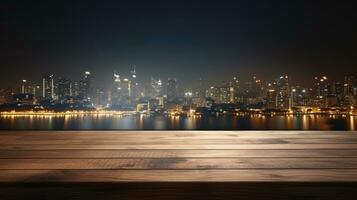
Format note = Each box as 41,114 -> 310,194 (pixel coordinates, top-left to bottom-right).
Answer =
0,114 -> 356,130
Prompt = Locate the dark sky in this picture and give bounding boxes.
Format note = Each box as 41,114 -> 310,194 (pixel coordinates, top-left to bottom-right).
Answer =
1,0 -> 357,88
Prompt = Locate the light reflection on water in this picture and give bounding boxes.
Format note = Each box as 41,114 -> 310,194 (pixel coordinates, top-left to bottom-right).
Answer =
0,114 -> 356,130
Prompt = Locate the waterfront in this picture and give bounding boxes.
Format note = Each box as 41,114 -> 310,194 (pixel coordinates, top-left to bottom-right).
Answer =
0,114 -> 356,130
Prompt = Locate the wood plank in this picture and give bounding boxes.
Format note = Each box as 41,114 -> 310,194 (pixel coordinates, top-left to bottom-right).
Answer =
2,182 -> 357,200
1,131 -> 357,200
2,143 -> 357,150
1,158 -> 357,169
1,169 -> 357,182
2,131 -> 357,140
2,149 -> 357,158
3,138 -> 357,144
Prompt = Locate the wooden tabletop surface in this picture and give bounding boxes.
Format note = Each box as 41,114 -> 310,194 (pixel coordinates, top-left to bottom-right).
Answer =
1,131 -> 357,182
1,131 -> 357,199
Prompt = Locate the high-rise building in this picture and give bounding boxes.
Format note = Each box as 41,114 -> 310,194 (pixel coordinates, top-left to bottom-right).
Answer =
331,81 -> 344,106
57,78 -> 72,102
21,80 -> 27,94
150,77 -> 162,98
72,81 -> 80,97
111,72 -> 132,106
229,76 -> 240,103
166,78 -> 177,102
94,88 -> 107,106
130,65 -> 139,101
42,74 -> 56,100
79,71 -> 93,102
206,86 -> 232,104
20,80 -> 41,101
121,77 -> 131,104
111,72 -> 121,105
266,89 -> 277,109
313,76 -> 329,98
344,76 -> 355,96
290,86 -> 311,106
276,75 -> 290,110
313,76 -> 330,107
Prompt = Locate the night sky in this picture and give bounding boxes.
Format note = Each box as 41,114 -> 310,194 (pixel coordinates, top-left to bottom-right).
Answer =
1,0 -> 357,88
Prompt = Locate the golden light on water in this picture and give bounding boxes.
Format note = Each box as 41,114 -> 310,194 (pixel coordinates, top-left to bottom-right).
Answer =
0,112 -> 356,130
350,116 -> 355,131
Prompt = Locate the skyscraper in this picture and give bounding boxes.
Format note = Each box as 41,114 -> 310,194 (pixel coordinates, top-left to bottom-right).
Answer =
276,75 -> 290,110
206,85 -> 232,104
129,65 -> 140,102
79,71 -> 93,102
266,89 -> 277,109
57,77 -> 72,102
21,80 -> 27,94
111,71 -> 132,106
313,76 -> 329,98
150,77 -> 162,98
42,74 -> 55,100
344,76 -> 355,96
230,76 -> 240,103
166,78 -> 177,102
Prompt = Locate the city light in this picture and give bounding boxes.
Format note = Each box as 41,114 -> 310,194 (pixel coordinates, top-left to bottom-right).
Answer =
0,70 -> 356,117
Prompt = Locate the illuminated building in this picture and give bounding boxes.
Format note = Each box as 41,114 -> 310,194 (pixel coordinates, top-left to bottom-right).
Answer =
266,89 -> 277,109
94,88 -> 107,106
21,80 -> 27,94
184,91 -> 193,105
111,72 -> 121,104
313,76 -> 329,106
206,85 -> 232,104
71,81 -> 80,97
344,76 -> 355,96
290,86 -> 311,106
20,80 -> 41,101
79,71 -> 93,102
276,75 -> 290,110
130,65 -> 139,101
150,77 -> 162,98
332,82 -> 344,99
229,76 -> 240,102
57,78 -> 72,102
241,76 -> 264,104
42,74 -> 56,100
111,71 -> 132,107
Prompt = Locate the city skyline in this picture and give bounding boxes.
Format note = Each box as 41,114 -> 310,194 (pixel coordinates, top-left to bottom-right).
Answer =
1,1 -> 357,88
1,66 -> 356,89
1,67 -> 356,113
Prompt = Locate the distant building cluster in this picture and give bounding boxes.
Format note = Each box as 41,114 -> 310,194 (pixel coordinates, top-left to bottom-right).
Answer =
0,68 -> 356,115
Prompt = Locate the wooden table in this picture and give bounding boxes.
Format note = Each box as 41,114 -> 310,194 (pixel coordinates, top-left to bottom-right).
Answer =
1,131 -> 357,199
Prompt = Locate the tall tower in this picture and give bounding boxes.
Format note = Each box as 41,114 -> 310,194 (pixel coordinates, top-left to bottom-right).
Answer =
151,77 -> 162,98
111,72 -> 121,105
130,65 -> 138,101
79,71 -> 93,102
21,80 -> 27,94
130,65 -> 137,79
42,74 -> 55,100
276,75 -> 290,110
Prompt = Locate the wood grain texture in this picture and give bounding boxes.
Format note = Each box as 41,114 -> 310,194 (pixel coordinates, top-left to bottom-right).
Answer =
1,131 -> 357,199
2,158 -> 357,169
1,169 -> 357,182
2,149 -> 357,158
